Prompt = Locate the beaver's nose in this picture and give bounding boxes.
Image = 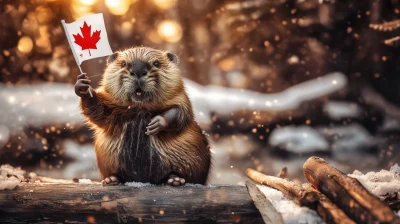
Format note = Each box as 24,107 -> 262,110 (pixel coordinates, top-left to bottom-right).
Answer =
129,61 -> 149,77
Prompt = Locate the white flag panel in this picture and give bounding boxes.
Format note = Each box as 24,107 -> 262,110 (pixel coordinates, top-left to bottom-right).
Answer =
63,13 -> 113,64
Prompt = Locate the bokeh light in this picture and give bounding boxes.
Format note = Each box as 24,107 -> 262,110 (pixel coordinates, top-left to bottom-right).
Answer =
35,26 -> 52,54
147,29 -> 162,43
157,20 -> 183,43
120,21 -> 133,38
153,0 -> 177,10
105,0 -> 135,15
79,0 -> 96,6
71,0 -> 93,19
35,6 -> 54,24
17,36 -> 33,54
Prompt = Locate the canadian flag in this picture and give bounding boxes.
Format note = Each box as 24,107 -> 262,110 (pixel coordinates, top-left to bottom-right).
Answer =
62,13 -> 113,65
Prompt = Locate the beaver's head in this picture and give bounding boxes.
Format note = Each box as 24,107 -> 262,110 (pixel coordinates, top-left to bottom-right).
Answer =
101,47 -> 183,105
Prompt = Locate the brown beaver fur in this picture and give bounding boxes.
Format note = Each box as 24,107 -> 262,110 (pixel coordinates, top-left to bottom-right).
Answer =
75,47 -> 211,186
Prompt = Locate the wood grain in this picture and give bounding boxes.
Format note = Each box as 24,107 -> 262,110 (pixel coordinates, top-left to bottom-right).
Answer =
0,183 -> 263,224
303,156 -> 400,224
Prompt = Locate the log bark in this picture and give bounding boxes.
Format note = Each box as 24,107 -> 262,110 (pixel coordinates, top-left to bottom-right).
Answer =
303,156 -> 400,224
246,168 -> 355,224
0,183 -> 263,224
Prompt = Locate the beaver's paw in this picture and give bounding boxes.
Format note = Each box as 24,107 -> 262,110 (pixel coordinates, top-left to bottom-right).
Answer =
146,115 -> 168,136
166,175 -> 185,186
102,176 -> 120,186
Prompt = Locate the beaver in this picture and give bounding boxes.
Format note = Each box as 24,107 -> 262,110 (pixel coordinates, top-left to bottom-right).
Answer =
74,47 -> 211,186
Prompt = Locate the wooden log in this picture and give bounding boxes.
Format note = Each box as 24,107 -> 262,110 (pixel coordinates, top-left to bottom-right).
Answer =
246,168 -> 319,208
0,183 -> 263,223
246,168 -> 355,224
303,184 -> 355,224
303,156 -> 400,224
246,180 -> 284,224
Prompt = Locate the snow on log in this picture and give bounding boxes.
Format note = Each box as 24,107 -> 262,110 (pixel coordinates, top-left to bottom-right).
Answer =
349,164 -> 400,212
187,72 -> 346,125
348,163 -> 400,198
303,156 -> 400,224
0,183 -> 263,223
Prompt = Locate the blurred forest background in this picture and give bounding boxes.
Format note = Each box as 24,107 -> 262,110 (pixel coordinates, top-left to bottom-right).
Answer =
0,0 -> 400,184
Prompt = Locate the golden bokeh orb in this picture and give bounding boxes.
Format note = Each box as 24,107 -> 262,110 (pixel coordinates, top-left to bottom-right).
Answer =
153,0 -> 177,10
79,0 -> 96,6
105,0 -> 136,15
17,36 -> 34,54
157,20 -> 183,43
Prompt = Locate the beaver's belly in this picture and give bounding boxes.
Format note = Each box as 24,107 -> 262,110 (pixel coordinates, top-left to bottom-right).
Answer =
116,111 -> 168,183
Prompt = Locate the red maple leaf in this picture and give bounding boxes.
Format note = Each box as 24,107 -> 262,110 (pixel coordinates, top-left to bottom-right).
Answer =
72,21 -> 101,56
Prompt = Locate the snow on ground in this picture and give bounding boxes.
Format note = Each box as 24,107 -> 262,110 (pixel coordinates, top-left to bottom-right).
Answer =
125,182 -> 153,187
62,140 -> 98,179
0,83 -> 84,132
319,124 -> 374,152
269,125 -> 329,153
349,163 -> 400,197
257,185 -> 324,224
268,123 -> 374,154
0,164 -> 26,190
323,101 -> 361,120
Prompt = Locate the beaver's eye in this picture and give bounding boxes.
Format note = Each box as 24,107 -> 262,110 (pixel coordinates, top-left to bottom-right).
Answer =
153,60 -> 161,68
121,61 -> 126,67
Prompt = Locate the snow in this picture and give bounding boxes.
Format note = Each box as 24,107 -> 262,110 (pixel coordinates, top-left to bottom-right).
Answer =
0,83 -> 84,132
0,164 -> 26,190
78,178 -> 93,184
324,101 -> 361,119
268,123 -> 374,154
0,124 -> 10,149
257,185 -> 324,224
62,140 -> 98,179
186,72 -> 347,124
269,125 -> 329,153
319,124 -> 374,151
349,164 -> 400,197
125,181 -> 153,187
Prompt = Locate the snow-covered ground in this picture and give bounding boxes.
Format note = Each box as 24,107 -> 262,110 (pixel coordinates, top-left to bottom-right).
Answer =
269,125 -> 329,153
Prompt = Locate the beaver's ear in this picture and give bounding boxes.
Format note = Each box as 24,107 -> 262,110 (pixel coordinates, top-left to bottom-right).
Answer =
107,52 -> 119,65
166,52 -> 179,65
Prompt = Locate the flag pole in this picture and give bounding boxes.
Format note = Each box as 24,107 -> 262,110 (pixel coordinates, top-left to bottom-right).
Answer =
61,20 -> 93,97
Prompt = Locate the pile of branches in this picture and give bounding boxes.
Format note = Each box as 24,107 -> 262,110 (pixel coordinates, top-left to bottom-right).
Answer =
246,156 -> 400,224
